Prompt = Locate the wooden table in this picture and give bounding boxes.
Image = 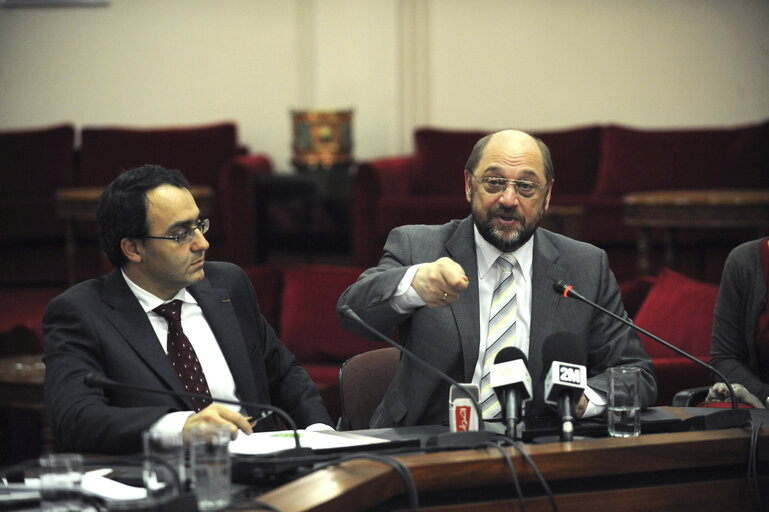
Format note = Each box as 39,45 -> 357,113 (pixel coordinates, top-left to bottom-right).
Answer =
541,204 -> 585,241
55,186 -> 214,285
254,425 -> 769,511
623,189 -> 769,275
0,353 -> 51,454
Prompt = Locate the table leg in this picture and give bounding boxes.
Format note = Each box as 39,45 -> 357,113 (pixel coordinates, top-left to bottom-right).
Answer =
64,221 -> 76,286
637,227 -> 652,276
664,228 -> 677,269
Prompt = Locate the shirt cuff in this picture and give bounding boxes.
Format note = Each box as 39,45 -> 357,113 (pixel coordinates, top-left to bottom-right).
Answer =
582,385 -> 607,418
305,422 -> 335,431
390,264 -> 427,314
150,411 -> 195,434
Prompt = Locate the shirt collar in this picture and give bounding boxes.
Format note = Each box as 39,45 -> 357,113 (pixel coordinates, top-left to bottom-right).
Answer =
121,269 -> 196,313
473,225 -> 534,280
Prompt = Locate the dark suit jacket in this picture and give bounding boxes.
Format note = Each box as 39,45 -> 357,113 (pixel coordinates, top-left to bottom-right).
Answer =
43,261 -> 331,454
337,216 -> 657,427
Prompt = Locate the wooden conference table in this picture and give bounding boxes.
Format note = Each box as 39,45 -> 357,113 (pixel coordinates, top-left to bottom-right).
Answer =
253,416 -> 769,512
623,189 -> 769,275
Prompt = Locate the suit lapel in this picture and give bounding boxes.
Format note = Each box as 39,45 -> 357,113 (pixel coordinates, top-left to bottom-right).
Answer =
101,270 -> 188,404
446,217 -> 481,382
529,230 -> 564,386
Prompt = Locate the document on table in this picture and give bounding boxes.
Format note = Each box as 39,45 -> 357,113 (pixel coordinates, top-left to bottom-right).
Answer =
229,429 -> 390,455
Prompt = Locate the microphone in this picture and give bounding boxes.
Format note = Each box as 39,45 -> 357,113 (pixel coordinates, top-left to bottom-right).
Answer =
542,332 -> 587,442
490,347 -> 532,440
553,280 -> 739,411
83,373 -> 304,451
339,305 -> 500,446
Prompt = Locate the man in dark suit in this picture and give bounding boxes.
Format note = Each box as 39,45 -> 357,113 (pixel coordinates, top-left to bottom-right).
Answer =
43,165 -> 332,454
337,129 -> 656,428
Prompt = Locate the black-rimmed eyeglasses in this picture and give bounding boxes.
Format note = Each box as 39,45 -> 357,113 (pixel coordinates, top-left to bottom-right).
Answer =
144,218 -> 209,244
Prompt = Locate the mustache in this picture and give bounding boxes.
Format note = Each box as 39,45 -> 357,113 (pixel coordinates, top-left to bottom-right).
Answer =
490,207 -> 525,222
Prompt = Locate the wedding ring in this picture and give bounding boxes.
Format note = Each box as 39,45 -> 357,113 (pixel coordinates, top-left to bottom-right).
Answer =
442,291 -> 448,302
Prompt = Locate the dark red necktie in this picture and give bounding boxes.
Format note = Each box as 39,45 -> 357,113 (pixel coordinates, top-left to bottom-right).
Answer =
153,299 -> 212,412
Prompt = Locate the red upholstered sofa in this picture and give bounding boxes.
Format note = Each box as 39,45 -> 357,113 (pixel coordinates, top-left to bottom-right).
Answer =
352,122 -> 769,282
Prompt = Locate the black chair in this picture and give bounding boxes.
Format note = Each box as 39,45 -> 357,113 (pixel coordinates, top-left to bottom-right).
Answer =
672,386 -> 710,407
336,347 -> 400,431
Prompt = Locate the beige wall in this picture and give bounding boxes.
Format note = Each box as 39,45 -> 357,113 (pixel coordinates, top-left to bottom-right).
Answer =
1,0 -> 768,170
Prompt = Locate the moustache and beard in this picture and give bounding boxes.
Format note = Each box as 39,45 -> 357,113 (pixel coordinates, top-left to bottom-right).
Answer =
471,194 -> 547,253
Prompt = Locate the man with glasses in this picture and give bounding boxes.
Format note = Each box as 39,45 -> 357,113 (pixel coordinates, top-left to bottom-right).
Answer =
338,129 -> 656,428
43,165 -> 332,454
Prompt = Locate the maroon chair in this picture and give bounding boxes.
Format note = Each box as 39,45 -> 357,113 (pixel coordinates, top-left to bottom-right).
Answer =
78,122 -> 272,267
337,347 -> 401,430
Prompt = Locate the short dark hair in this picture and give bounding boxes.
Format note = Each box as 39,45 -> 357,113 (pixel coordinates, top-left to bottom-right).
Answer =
465,131 -> 555,183
97,165 -> 190,267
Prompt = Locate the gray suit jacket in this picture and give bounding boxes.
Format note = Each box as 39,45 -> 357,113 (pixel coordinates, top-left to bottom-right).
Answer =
43,261 -> 331,454
337,216 -> 657,427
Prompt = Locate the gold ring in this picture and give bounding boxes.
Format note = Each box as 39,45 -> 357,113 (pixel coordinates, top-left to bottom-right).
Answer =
442,291 -> 448,302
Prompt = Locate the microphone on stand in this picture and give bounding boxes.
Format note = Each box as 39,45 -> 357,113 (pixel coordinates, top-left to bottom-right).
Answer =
552,280 -> 739,411
490,347 -> 532,440
83,373 -> 305,452
542,333 -> 587,442
339,305 -> 501,447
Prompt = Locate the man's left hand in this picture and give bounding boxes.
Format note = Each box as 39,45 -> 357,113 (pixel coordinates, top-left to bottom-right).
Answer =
575,393 -> 588,418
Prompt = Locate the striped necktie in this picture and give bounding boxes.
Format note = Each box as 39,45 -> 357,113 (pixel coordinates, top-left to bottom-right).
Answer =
479,256 -> 517,419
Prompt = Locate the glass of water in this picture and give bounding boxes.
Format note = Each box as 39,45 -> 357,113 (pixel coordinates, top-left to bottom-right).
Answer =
39,453 -> 83,512
189,423 -> 232,510
608,366 -> 641,437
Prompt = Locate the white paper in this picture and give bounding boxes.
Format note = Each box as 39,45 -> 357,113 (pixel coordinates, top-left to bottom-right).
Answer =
81,468 -> 147,500
228,429 -> 389,455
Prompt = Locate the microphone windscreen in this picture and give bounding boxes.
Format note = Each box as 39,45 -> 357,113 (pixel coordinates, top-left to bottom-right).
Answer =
553,280 -> 569,294
541,331 -> 587,369
494,346 -> 528,366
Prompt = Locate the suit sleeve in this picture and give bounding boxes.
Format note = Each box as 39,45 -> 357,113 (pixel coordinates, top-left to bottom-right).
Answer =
43,294 -> 174,454
337,226 -> 418,340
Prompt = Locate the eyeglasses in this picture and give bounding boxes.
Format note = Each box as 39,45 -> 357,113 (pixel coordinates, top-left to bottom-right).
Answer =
144,218 -> 209,244
469,174 -> 547,198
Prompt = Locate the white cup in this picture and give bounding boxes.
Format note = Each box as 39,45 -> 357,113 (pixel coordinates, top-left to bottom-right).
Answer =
608,366 -> 641,437
189,424 -> 232,511
39,453 -> 83,512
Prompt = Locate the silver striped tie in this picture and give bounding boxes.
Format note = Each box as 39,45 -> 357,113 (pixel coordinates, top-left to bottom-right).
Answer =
479,256 -> 517,419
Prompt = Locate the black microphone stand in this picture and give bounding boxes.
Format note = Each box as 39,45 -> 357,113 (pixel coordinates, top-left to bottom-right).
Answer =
554,281 -> 739,410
